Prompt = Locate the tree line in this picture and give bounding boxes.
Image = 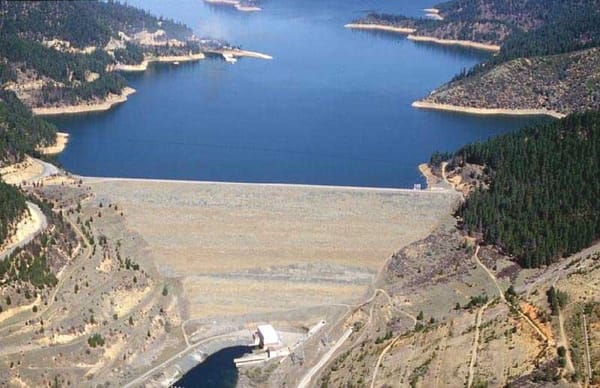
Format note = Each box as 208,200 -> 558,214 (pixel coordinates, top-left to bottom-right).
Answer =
450,111 -> 599,268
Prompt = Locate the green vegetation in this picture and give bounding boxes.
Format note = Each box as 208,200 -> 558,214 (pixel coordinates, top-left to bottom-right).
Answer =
429,151 -> 453,168
409,355 -> 433,388
504,285 -> 518,304
0,35 -> 112,84
87,333 -> 105,348
374,330 -> 393,344
0,1 -> 192,47
0,178 -> 27,242
547,286 -> 569,315
356,1 -> 600,114
465,294 -> 489,309
0,89 -> 56,163
0,248 -> 59,289
0,1 -> 200,108
454,112 -> 600,268
113,43 -> 144,65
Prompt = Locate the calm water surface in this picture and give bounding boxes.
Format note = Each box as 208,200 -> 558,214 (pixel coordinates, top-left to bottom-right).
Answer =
173,346 -> 251,388
52,0 -> 544,188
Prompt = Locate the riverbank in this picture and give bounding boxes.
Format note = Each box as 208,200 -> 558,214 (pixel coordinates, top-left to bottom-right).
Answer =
113,53 -> 207,72
204,0 -> 261,12
37,132 -> 69,155
31,87 -> 136,116
407,35 -> 500,51
412,100 -> 566,119
344,23 -> 416,34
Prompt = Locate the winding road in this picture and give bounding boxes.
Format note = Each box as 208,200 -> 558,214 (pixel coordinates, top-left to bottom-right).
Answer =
297,328 -> 353,388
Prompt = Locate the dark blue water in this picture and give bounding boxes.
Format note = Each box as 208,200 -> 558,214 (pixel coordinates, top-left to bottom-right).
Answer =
173,346 -> 251,388
51,0 -> 546,188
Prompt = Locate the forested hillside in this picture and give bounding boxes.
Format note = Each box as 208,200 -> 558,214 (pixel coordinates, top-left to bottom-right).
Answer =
0,1 -> 192,47
451,112 -> 600,268
351,0 -> 600,115
0,179 -> 27,245
0,89 -> 55,164
0,87 -> 56,244
0,1 -> 202,109
353,0 -> 600,53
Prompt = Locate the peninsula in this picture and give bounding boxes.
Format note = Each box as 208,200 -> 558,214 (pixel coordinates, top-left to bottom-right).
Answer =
0,1 -> 270,116
348,0 -> 600,116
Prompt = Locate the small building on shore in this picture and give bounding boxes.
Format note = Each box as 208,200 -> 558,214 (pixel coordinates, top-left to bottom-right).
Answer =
255,324 -> 281,349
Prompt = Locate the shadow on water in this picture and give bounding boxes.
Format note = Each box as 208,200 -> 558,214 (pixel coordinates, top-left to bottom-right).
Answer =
173,346 -> 252,388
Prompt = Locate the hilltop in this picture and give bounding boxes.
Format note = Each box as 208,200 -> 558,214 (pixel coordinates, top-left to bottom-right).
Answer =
349,0 -> 600,115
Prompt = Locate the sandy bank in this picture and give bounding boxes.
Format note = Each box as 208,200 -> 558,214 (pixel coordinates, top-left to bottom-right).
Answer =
204,0 -> 261,12
407,35 -> 500,51
418,163 -> 441,190
113,62 -> 149,72
0,156 -> 44,184
37,132 -> 69,155
344,23 -> 416,34
113,53 -> 206,72
32,87 -> 136,116
0,202 -> 47,261
412,100 -> 566,119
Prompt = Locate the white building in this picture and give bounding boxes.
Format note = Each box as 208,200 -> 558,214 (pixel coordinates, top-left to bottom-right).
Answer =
255,324 -> 280,349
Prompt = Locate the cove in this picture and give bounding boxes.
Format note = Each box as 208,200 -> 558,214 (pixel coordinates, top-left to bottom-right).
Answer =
50,0 -> 546,188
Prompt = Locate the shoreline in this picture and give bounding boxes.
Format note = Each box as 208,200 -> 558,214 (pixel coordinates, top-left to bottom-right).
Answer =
32,87 -> 136,116
204,0 -> 261,12
412,100 -> 566,119
407,35 -> 500,51
37,132 -> 69,155
418,163 -> 438,189
344,24 -> 498,51
210,48 -> 273,60
344,23 -> 416,34
113,53 -> 207,72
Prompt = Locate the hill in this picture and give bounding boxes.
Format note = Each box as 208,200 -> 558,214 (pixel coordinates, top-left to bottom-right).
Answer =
350,0 -> 600,115
0,1 -> 203,109
449,111 -> 600,268
421,47 -> 600,116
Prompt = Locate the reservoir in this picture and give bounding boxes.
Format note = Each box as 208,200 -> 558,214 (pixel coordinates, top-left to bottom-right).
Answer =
173,346 -> 252,388
50,0 -> 544,188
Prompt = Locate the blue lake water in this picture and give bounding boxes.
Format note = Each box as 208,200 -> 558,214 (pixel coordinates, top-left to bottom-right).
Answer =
173,346 -> 251,388
52,0 -> 545,188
